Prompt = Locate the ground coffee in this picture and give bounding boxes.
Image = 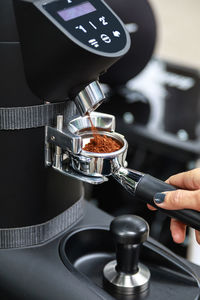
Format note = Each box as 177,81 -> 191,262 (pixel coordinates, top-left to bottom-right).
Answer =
83,134 -> 121,153
83,114 -> 121,153
83,113 -> 122,153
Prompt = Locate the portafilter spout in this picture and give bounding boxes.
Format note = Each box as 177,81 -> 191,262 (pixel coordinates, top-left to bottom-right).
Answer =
74,81 -> 105,116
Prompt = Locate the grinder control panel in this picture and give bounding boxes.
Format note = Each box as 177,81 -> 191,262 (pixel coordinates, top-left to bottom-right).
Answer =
14,0 -> 130,100
42,0 -> 128,54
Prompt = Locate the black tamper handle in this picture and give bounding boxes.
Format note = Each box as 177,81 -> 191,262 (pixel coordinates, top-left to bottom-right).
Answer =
110,215 -> 149,274
135,174 -> 200,231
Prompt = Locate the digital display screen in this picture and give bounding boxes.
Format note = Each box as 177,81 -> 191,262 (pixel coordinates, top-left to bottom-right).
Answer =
57,2 -> 96,22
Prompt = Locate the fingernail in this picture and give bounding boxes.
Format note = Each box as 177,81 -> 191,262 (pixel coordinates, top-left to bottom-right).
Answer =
154,193 -> 166,204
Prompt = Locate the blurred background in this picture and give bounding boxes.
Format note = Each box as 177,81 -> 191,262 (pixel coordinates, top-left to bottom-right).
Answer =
150,0 -> 200,69
85,0 -> 200,265
149,0 -> 200,264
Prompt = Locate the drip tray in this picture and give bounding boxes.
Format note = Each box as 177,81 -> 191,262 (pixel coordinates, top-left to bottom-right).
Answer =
60,227 -> 199,300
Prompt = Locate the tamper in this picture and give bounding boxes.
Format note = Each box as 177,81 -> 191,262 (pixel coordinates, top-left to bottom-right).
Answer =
103,215 -> 150,295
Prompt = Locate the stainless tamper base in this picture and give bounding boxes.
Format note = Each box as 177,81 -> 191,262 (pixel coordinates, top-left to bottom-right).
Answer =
103,260 -> 150,295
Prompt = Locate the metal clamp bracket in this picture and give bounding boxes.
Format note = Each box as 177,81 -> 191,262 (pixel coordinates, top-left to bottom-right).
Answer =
46,126 -> 82,154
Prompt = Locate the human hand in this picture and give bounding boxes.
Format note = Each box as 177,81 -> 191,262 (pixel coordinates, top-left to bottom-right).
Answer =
147,168 -> 200,244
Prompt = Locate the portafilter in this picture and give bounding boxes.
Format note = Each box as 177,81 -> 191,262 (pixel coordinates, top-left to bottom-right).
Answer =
46,112 -> 200,231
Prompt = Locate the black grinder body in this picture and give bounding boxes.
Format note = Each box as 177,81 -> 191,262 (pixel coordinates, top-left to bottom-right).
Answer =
0,0 -> 83,228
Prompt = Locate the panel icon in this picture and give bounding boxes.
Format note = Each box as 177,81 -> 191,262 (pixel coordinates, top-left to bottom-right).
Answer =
101,34 -> 111,43
75,25 -> 87,33
113,31 -> 121,38
88,39 -> 99,48
89,21 -> 97,30
99,16 -> 108,25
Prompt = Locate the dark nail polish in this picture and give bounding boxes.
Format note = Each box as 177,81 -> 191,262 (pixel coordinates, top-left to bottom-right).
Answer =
154,193 -> 165,204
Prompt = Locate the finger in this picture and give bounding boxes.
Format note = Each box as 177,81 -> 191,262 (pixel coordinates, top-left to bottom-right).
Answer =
147,204 -> 157,211
153,189 -> 200,211
167,168 -> 200,190
195,230 -> 200,244
170,218 -> 186,244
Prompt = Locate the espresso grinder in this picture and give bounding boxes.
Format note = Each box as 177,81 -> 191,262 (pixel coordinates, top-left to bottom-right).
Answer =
0,0 -> 200,299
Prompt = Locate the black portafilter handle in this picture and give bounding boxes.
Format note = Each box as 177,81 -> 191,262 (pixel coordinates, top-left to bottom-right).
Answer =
135,174 -> 200,231
113,168 -> 200,231
110,215 -> 149,274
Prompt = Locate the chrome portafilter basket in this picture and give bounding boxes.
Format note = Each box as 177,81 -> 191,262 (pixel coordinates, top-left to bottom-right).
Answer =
69,112 -> 129,181
71,130 -> 128,178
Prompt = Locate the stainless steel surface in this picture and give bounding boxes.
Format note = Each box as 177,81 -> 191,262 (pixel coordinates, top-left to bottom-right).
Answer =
45,101 -> 52,167
56,115 -> 63,132
112,167 -> 144,195
53,115 -> 63,169
74,81 -> 105,116
52,165 -> 107,185
103,260 -> 150,295
46,127 -> 82,154
68,111 -> 116,134
45,125 -> 52,167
